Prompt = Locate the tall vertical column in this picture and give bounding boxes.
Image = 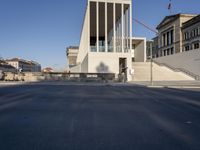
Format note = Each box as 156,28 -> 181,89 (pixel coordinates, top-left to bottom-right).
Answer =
97,2 -> 99,52
88,1 -> 90,52
105,2 -> 108,52
113,3 -> 116,52
121,4 -> 124,53
129,3 -> 132,52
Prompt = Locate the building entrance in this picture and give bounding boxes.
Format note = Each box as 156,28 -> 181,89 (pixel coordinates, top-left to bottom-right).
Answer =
119,58 -> 127,82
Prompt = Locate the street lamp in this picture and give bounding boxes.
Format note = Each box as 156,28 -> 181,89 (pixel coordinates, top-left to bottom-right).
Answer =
150,42 -> 153,86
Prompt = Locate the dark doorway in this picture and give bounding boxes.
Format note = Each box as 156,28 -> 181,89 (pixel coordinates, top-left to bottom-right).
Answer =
119,58 -> 127,82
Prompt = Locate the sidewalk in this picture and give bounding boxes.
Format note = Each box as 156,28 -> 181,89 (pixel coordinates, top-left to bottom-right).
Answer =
129,81 -> 200,88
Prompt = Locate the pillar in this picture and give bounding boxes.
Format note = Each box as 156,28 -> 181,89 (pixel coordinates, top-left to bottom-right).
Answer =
113,3 -> 116,52
88,1 -> 90,52
96,2 -> 99,52
121,4 -> 124,53
129,3 -> 132,52
105,2 -> 108,52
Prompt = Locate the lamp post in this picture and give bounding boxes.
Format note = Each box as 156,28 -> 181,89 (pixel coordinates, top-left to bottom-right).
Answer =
150,42 -> 153,86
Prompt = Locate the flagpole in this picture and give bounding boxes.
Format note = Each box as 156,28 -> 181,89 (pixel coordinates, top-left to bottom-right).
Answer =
169,0 -> 172,14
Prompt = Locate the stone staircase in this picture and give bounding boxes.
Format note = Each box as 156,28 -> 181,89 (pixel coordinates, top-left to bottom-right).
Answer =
132,62 -> 195,81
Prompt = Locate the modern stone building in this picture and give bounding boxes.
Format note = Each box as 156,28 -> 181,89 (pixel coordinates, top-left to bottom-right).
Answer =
182,15 -> 200,51
67,0 -> 147,81
0,60 -> 17,73
146,36 -> 159,59
156,14 -> 197,57
6,58 -> 41,72
66,46 -> 79,68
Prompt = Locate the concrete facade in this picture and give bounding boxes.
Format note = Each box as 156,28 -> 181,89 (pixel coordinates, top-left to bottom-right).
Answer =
6,58 -> 41,72
77,0 -> 133,81
0,60 -> 17,73
156,14 -> 197,57
69,0 -> 146,81
154,48 -> 200,77
66,46 -> 79,68
132,37 -> 146,62
182,15 -> 200,52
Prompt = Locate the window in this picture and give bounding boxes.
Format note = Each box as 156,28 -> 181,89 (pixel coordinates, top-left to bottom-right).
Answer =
99,2 -> 105,52
163,34 -> 166,46
164,50 -> 166,56
184,32 -> 189,40
170,30 -> 174,43
185,45 -> 190,51
171,47 -> 174,54
107,3 -> 114,52
195,28 -> 199,36
167,32 -> 170,45
191,31 -> 194,38
194,43 -> 199,49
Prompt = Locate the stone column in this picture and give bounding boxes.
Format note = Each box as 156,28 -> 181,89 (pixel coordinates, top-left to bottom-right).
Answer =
97,2 -> 99,52
129,3 -> 132,52
113,3 -> 116,52
105,2 -> 108,52
121,4 -> 124,52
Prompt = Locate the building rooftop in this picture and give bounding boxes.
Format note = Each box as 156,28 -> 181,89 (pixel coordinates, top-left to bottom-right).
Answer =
0,60 -> 16,70
182,14 -> 200,29
6,58 -> 40,66
157,13 -> 197,29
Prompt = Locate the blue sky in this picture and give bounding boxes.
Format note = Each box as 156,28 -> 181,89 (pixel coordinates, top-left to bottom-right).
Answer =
0,0 -> 199,69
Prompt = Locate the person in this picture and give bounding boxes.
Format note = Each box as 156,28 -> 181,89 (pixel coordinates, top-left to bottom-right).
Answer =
130,68 -> 134,75
122,67 -> 128,82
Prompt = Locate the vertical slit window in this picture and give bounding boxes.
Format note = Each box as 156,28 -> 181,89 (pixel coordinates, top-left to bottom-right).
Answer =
107,3 -> 113,52
99,3 -> 105,52
115,3 -> 122,52
90,2 -> 97,52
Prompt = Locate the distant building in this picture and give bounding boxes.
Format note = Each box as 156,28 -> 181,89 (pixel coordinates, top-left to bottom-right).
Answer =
0,60 -> 17,72
156,14 -> 197,57
42,67 -> 54,73
182,15 -> 200,51
66,46 -> 79,68
146,37 -> 159,59
30,61 -> 42,72
6,58 -> 41,72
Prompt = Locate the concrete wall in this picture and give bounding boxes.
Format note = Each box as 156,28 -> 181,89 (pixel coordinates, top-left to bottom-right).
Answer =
69,65 -> 81,73
182,21 -> 200,51
76,2 -> 89,64
88,52 -> 132,81
157,15 -> 195,55
154,49 -> 200,76
134,39 -> 146,62
81,54 -> 88,73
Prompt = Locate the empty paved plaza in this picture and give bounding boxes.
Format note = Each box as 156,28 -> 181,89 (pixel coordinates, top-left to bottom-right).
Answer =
0,83 -> 200,150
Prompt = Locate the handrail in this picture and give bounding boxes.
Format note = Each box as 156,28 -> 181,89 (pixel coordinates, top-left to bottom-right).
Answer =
153,60 -> 200,80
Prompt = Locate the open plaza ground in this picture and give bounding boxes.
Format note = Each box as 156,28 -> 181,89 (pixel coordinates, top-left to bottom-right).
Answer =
0,82 -> 200,150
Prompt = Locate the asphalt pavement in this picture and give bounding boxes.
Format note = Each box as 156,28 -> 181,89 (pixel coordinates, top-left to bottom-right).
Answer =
0,83 -> 200,150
